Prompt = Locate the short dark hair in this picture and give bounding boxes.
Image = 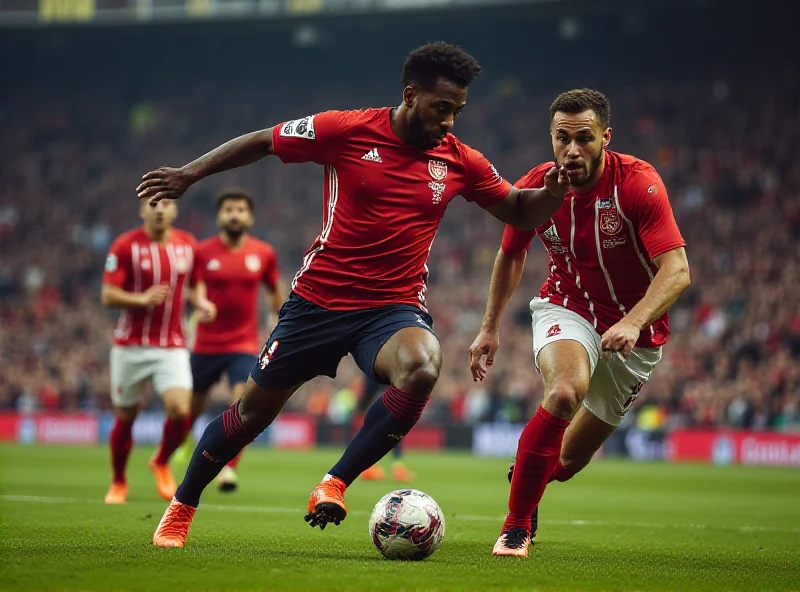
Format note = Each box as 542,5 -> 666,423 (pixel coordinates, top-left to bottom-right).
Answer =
216,187 -> 254,212
401,42 -> 482,90
550,89 -> 611,129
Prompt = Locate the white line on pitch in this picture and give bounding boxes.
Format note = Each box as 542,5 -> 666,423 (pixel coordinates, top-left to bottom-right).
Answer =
2,495 -> 797,535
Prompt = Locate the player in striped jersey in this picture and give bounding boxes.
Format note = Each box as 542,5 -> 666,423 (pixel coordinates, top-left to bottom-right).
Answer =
469,89 -> 691,557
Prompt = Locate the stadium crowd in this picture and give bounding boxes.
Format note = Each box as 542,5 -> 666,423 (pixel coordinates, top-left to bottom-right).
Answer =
1,63 -> 798,433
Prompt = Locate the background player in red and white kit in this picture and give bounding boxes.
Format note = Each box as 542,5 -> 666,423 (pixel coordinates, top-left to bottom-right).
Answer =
137,42 -> 570,548
102,198 -> 216,504
186,187 -> 283,492
468,89 -> 691,557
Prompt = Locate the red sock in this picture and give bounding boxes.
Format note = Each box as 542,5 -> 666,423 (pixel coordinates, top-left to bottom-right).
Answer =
226,449 -> 243,469
549,459 -> 577,483
504,406 -> 569,532
155,416 -> 190,465
110,417 -> 134,484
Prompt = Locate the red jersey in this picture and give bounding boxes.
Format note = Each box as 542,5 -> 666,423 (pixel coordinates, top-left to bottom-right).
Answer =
272,108 -> 511,311
502,151 -> 685,348
103,227 -> 199,348
193,235 -> 279,355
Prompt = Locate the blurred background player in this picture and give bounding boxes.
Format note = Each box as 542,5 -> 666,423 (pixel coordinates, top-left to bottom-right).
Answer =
179,187 -> 283,492
469,89 -> 691,557
356,376 -> 414,483
139,41 -> 569,548
101,198 -> 216,504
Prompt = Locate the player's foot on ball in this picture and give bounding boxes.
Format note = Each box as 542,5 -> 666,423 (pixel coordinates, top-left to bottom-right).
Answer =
305,475 -> 347,530
217,466 -> 239,493
104,481 -> 128,504
391,461 -> 415,483
153,497 -> 196,548
492,527 -> 531,557
360,464 -> 386,481
149,455 -> 177,501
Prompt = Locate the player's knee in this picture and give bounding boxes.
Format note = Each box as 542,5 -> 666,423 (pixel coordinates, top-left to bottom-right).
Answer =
557,456 -> 589,481
543,384 -> 581,418
394,352 -> 441,397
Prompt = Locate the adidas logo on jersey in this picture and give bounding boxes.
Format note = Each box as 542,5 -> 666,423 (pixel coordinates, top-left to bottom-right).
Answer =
361,148 -> 382,163
541,224 -> 560,242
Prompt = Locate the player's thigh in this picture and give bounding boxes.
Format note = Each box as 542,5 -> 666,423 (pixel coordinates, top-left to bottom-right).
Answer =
353,307 -> 441,389
153,348 -> 193,416
583,346 -> 663,426
190,353 -> 227,397
531,300 -> 599,403
250,293 -> 350,390
226,354 -> 258,401
560,405 -> 617,468
109,346 -> 152,408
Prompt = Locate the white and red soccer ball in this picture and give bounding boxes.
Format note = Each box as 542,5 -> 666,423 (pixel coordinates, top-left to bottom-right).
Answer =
368,489 -> 445,560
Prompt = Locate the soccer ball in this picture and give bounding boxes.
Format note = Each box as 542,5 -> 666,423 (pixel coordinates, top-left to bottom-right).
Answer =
368,489 -> 445,560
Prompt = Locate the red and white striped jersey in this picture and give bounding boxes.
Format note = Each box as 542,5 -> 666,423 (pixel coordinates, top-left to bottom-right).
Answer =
502,151 -> 685,348
271,107 -> 511,311
103,227 -> 199,348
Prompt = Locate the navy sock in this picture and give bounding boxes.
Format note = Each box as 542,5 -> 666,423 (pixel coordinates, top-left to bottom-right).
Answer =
175,401 -> 257,507
329,386 -> 425,486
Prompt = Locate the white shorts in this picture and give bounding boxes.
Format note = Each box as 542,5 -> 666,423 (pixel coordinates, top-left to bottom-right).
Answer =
109,346 -> 192,408
530,298 -> 662,426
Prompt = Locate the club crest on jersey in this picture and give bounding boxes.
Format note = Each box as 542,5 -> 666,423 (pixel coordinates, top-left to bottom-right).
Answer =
599,209 -> 622,236
428,160 -> 448,181
245,254 -> 262,272
207,258 -> 221,271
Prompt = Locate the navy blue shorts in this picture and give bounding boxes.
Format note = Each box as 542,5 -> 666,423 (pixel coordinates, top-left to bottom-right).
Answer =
190,352 -> 258,393
252,292 -> 437,390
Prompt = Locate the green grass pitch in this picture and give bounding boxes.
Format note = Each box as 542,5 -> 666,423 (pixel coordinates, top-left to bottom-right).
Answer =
1,444 -> 798,591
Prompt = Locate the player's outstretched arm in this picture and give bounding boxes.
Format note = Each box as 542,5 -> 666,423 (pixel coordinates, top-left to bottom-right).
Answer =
136,129 -> 276,203
601,247 -> 691,357
486,166 -> 569,230
468,246 -> 528,382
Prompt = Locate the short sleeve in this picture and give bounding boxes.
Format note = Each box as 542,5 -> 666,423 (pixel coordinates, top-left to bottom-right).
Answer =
261,246 -> 279,290
461,147 -> 512,208
271,110 -> 351,166
500,225 -> 536,255
623,167 -> 685,259
103,238 -> 130,288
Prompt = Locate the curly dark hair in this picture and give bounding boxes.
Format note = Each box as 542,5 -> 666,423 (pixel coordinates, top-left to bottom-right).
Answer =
550,89 -> 611,129
401,42 -> 482,90
216,187 -> 254,212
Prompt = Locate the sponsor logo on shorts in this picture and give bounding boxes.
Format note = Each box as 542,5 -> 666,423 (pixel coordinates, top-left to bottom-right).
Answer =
259,340 -> 280,369
545,324 -> 562,338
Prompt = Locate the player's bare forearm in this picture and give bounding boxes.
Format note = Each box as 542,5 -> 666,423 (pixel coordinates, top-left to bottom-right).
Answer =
267,282 -> 285,331
625,247 -> 690,331
512,187 -> 565,230
101,284 -> 146,309
182,129 -> 275,183
482,249 -> 527,331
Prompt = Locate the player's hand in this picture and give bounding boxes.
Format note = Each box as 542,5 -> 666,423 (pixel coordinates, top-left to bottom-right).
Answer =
196,299 -> 217,324
140,284 -> 169,307
468,326 -> 500,382
136,167 -> 194,204
543,165 -> 570,200
600,320 -> 640,360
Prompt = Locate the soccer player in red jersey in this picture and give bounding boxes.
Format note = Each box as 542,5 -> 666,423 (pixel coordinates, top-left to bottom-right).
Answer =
187,187 -> 283,492
102,198 -> 216,504
468,89 -> 691,557
137,42 -> 570,548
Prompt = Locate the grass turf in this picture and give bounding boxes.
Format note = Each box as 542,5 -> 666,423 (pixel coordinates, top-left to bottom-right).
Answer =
1,444 -> 798,591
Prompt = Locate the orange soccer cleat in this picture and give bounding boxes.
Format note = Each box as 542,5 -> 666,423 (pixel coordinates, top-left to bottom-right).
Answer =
153,497 -> 196,548
148,455 -> 177,501
360,464 -> 386,481
391,461 -> 415,483
104,482 -> 128,505
304,475 -> 348,530
492,528 -> 531,557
